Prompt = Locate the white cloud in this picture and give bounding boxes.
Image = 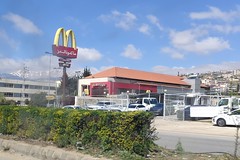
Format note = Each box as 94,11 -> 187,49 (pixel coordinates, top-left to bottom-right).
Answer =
190,6 -> 240,22
0,48 -> 103,79
99,10 -> 137,30
152,65 -> 174,74
77,47 -> 102,61
191,37 -> 230,54
169,29 -> 230,54
161,47 -> 184,59
0,29 -> 19,50
121,44 -> 142,59
0,55 -> 60,79
2,12 -> 42,35
147,15 -> 163,30
1,54 -> 240,81
138,24 -> 151,35
170,29 -> 207,46
0,58 -> 23,73
196,24 -> 240,34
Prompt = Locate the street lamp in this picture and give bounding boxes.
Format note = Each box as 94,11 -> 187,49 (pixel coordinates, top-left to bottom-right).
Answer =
53,67 -> 61,107
45,52 -> 52,107
127,90 -> 129,106
75,71 -> 82,79
163,89 -> 167,117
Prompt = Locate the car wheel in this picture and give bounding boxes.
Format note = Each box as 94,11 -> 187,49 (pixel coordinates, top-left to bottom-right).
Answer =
217,118 -> 226,127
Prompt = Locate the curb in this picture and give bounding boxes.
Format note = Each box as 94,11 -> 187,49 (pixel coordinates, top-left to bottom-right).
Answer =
0,138 -> 107,160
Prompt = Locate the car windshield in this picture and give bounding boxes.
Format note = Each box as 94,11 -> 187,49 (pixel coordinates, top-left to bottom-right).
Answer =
128,104 -> 136,108
231,110 -> 240,115
97,102 -> 105,106
218,99 -> 229,106
149,98 -> 158,104
144,98 -> 158,105
154,103 -> 163,108
97,101 -> 116,106
138,105 -> 145,108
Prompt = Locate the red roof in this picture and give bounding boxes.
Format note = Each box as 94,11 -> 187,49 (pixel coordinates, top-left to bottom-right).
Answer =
86,67 -> 189,86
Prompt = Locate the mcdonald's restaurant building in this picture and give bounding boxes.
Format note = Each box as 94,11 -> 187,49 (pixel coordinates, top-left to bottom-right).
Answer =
77,67 -> 203,97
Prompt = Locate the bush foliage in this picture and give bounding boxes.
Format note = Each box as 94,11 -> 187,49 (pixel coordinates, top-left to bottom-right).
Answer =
0,106 -> 156,156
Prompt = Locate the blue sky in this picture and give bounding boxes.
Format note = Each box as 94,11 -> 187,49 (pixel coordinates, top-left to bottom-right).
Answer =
1,0 -> 240,79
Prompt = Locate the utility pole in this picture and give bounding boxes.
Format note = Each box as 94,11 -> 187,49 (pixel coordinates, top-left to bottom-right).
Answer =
21,64 -> 28,106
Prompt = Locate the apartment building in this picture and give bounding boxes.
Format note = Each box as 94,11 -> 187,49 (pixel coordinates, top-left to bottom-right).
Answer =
0,78 -> 56,104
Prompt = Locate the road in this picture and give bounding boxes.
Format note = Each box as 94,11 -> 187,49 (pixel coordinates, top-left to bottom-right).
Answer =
153,117 -> 239,155
0,151 -> 40,160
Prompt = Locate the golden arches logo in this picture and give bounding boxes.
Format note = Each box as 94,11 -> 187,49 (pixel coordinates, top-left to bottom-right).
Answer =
52,28 -> 78,59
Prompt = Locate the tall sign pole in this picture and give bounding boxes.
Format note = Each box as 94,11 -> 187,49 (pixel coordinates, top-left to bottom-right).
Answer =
62,66 -> 66,104
52,28 -> 78,106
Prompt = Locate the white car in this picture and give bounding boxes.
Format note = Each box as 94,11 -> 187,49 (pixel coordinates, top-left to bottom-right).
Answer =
62,105 -> 83,110
87,101 -> 117,110
212,109 -> 240,127
121,103 -> 147,112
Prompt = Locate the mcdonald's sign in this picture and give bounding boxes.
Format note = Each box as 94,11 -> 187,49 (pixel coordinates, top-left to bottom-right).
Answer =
52,28 -> 78,59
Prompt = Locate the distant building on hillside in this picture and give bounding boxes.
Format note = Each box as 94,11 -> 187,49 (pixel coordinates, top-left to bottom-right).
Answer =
0,78 -> 56,105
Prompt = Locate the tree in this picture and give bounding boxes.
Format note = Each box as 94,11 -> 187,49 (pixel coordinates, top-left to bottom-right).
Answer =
57,72 -> 69,96
0,93 -> 6,104
0,93 -> 15,105
82,66 -> 91,78
29,92 -> 48,107
58,66 -> 92,96
68,77 -> 77,96
56,66 -> 92,105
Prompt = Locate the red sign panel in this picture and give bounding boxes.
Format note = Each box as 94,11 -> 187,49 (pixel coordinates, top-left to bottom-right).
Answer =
52,45 -> 78,59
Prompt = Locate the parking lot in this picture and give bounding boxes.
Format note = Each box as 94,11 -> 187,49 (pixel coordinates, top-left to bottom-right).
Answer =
152,116 -> 236,137
152,116 -> 240,155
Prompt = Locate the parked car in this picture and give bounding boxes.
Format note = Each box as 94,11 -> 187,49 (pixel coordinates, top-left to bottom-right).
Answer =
87,101 -> 118,110
149,103 -> 164,116
121,103 -> 147,112
135,97 -> 159,110
212,109 -> 240,127
62,105 -> 83,110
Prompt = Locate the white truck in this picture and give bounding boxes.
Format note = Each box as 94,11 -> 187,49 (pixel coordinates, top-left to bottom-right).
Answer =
135,97 -> 158,110
189,97 -> 240,119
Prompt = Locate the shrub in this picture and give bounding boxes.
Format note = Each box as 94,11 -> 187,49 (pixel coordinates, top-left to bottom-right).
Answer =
0,106 -> 156,157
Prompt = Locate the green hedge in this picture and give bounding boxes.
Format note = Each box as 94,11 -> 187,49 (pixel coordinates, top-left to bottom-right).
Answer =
0,106 -> 156,156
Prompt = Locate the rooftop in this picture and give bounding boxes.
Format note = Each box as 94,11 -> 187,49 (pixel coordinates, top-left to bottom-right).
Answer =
86,67 -> 189,86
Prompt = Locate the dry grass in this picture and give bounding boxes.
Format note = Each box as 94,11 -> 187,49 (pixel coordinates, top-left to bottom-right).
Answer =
0,135 -> 238,160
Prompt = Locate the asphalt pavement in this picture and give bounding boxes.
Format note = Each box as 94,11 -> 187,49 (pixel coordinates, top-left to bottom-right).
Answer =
152,116 -> 236,137
153,116 -> 238,155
